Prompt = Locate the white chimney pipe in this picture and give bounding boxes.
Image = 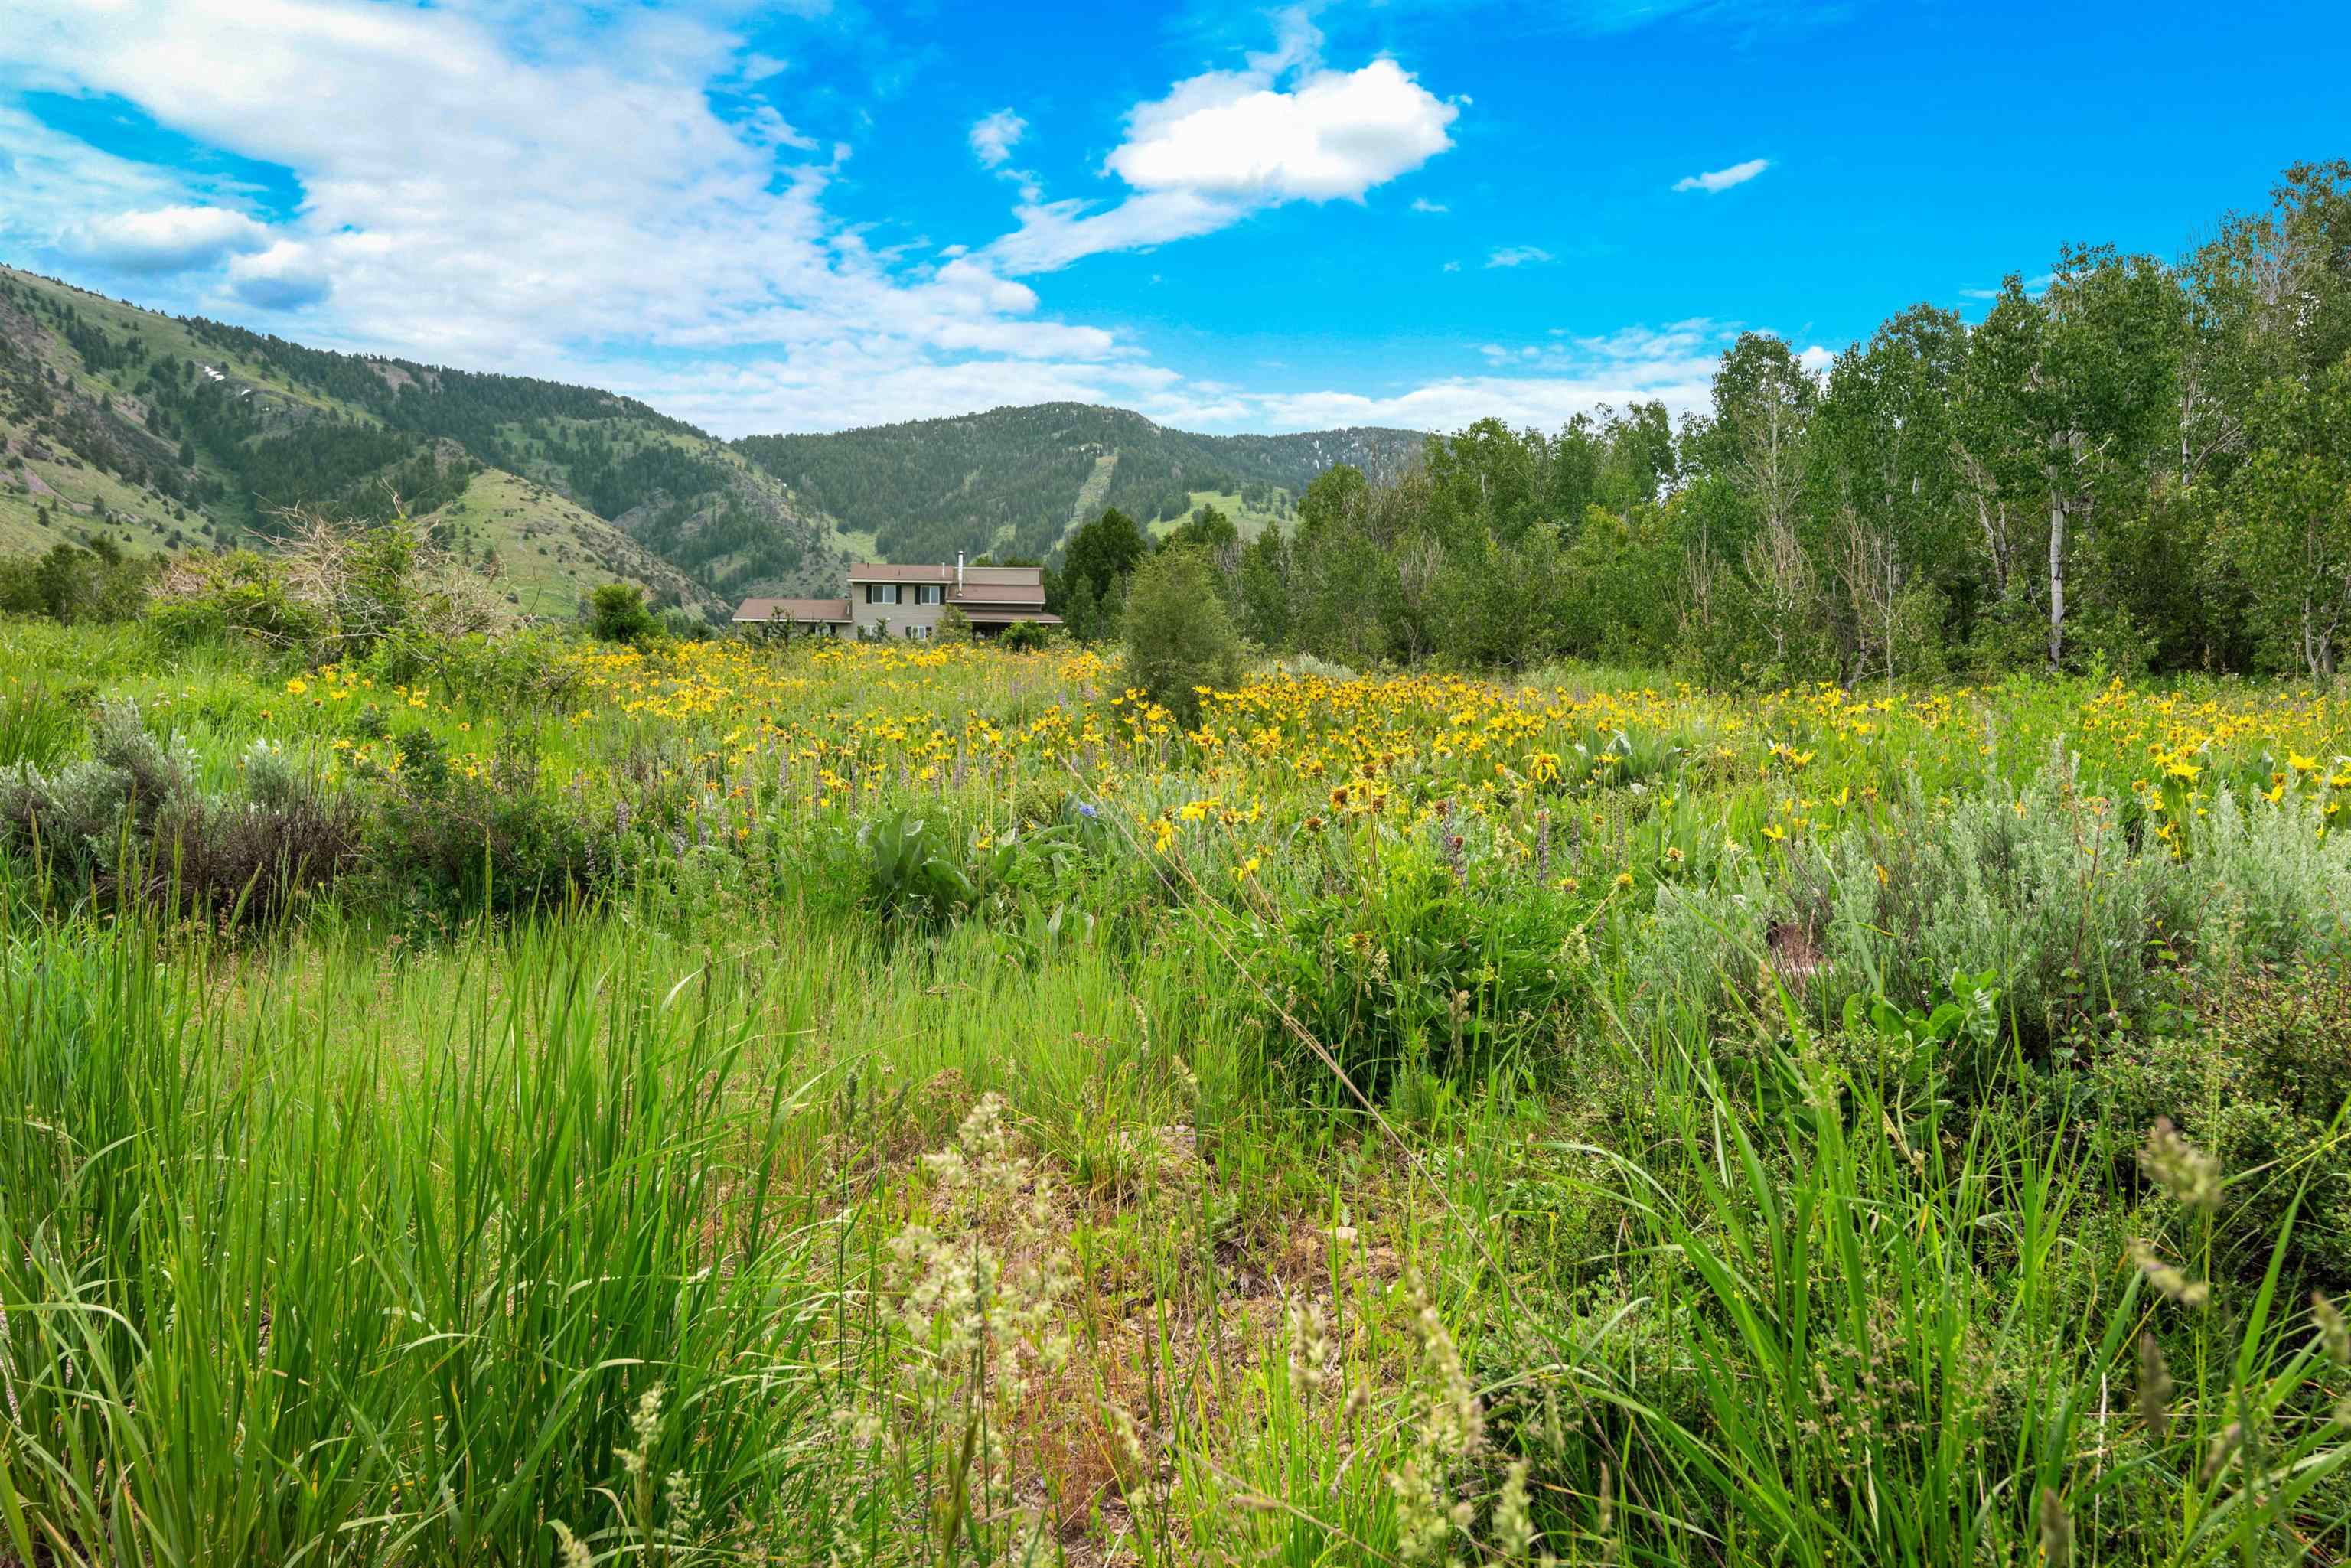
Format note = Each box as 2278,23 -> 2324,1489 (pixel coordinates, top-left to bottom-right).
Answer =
956,552 -> 964,595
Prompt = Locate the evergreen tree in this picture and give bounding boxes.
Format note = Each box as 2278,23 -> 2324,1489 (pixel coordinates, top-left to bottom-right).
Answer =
1121,548 -> 1244,727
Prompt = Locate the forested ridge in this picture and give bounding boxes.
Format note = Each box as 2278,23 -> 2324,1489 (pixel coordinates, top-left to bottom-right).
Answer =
0,266 -> 838,602
733,402 -> 1423,562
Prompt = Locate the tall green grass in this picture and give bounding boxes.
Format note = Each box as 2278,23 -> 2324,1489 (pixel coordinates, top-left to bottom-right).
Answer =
0,911 -> 830,1565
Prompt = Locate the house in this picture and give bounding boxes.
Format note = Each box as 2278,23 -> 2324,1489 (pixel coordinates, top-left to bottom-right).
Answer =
734,555 -> 1061,641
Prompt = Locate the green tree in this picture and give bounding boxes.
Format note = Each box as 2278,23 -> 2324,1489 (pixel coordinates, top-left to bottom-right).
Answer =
1120,548 -> 1244,726
934,602 -> 973,644
1709,334 -> 1821,673
1969,251 -> 2184,670
1296,465 -> 1371,539
589,581 -> 657,644
2227,359 -> 2351,677
1422,419 -> 1550,546
1061,507 -> 1149,605
1237,531 -> 1293,647
1812,309 -> 1971,679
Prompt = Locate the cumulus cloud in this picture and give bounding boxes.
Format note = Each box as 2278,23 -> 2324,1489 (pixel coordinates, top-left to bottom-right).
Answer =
67,204 -> 273,273
229,239 -> 334,308
0,0 -> 1769,439
1108,57 -> 1453,201
1485,245 -> 1553,269
0,0 -> 1148,431
983,13 -> 1458,274
968,108 -> 1025,168
1673,158 -> 1769,194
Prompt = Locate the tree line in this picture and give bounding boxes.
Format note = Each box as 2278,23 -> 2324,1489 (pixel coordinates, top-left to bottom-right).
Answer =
1058,161 -> 2351,683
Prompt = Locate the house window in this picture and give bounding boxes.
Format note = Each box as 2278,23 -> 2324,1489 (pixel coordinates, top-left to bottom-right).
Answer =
865,583 -> 901,605
915,585 -> 943,605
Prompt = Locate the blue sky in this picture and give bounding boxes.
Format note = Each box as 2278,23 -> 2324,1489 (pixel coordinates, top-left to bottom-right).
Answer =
2,0 -> 2344,435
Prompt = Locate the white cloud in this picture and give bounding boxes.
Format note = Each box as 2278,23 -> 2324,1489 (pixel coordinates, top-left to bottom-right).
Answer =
1107,57 -> 1453,202
1673,158 -> 1769,194
0,0 -> 1155,431
968,108 -> 1025,169
1485,246 -> 1553,269
1249,325 -> 1730,432
0,0 -> 1773,442
1959,272 -> 2055,302
983,13 -> 1457,274
1241,317 -> 1834,435
67,204 -> 273,273
1409,197 -> 1447,214
229,239 -> 334,308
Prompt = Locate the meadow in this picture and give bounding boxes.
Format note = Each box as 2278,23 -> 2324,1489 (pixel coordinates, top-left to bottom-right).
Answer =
5,621 -> 2351,1565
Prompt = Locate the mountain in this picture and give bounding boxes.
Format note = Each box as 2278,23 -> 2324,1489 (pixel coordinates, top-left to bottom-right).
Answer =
0,266 -> 842,620
732,403 -> 1426,563
1,264 -> 1428,611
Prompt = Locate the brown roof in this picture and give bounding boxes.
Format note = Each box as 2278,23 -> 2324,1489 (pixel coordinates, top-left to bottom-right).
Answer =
963,608 -> 1063,626
848,562 -> 1048,604
734,597 -> 850,622
950,584 -> 1045,608
846,563 -> 953,582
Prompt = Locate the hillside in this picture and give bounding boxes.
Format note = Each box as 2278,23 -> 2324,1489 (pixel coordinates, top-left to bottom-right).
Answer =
2,264 -> 1427,609
733,402 -> 1425,562
413,468 -> 729,622
0,266 -> 843,621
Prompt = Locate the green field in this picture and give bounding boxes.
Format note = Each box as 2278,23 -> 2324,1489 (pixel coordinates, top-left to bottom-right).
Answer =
3,607 -> 2350,1566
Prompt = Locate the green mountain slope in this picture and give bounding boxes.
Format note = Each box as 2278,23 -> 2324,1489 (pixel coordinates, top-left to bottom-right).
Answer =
733,402 -> 1425,562
0,266 -> 843,620
2,264 -> 1425,610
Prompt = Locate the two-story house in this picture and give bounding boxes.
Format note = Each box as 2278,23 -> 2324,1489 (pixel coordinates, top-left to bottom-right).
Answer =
733,555 -> 1061,640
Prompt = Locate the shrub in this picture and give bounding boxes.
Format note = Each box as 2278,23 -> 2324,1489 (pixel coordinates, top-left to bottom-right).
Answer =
147,747 -> 360,923
0,699 -> 197,876
589,582 -> 657,645
2090,961 -> 2351,1290
1226,841 -> 1580,1102
999,618 -> 1048,652
934,603 -> 973,644
0,703 -> 355,920
363,736 -> 608,918
370,624 -> 585,706
149,517 -> 501,657
1818,775 -> 2183,1055
1120,547 -> 1243,727
0,540 -> 158,624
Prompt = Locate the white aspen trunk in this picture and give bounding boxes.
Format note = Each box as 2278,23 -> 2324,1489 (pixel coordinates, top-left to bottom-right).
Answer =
2047,495 -> 2067,670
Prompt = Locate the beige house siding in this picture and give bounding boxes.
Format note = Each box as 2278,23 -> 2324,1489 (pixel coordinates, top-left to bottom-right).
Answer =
849,578 -> 952,639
